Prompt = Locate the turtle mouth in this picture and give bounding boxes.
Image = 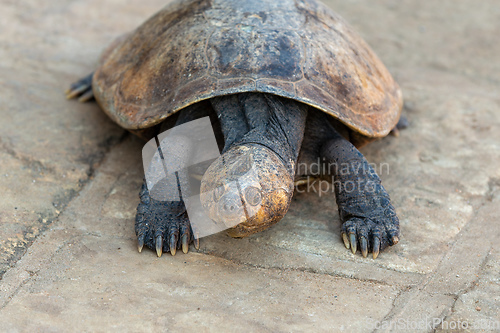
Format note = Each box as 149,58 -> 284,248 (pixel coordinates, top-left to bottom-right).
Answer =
225,186 -> 290,237
200,144 -> 293,237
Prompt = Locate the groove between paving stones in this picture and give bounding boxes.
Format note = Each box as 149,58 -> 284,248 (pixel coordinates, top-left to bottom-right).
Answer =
0,137 -> 58,176
373,199 -> 498,333
0,231 -> 81,310
0,132 -> 129,281
199,248 -> 424,288
437,249 -> 493,325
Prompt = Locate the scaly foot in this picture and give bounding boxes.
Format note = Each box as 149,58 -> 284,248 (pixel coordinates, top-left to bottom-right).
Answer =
65,72 -> 94,102
321,131 -> 400,259
135,181 -> 197,256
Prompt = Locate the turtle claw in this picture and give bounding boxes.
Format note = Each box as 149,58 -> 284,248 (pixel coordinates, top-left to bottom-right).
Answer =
373,238 -> 380,259
341,232 -> 350,249
66,84 -> 88,99
340,203 -> 400,259
360,236 -> 368,258
349,233 -> 357,254
66,73 -> 94,102
194,235 -> 200,250
137,234 -> 145,253
78,89 -> 95,102
170,234 -> 178,256
135,181 -> 194,257
182,234 -> 189,254
156,236 -> 163,257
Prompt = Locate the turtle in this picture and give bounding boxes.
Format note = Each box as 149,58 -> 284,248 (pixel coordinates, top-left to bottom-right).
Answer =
66,0 -> 405,259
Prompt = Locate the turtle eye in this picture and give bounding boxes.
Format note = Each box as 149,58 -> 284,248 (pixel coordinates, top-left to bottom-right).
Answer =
230,154 -> 253,177
213,185 -> 225,202
244,186 -> 262,206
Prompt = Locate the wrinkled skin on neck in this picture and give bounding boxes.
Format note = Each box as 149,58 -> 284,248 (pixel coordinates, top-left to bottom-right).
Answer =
199,93 -> 308,237
200,143 -> 293,237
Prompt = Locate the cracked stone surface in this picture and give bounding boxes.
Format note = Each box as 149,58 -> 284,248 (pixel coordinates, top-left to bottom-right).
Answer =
0,0 -> 128,279
1,0 -> 499,332
437,248 -> 500,332
0,140 -> 400,332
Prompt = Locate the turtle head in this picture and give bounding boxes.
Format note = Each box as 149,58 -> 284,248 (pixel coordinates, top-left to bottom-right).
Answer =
200,144 -> 293,237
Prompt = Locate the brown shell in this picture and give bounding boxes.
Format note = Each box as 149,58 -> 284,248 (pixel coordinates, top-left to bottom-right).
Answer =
93,0 -> 402,138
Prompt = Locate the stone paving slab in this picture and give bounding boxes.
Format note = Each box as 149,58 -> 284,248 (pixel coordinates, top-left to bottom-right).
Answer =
0,140 -> 400,332
437,248 -> 500,332
0,235 -> 399,332
375,193 -> 499,332
1,0 -> 499,332
0,0 -> 131,278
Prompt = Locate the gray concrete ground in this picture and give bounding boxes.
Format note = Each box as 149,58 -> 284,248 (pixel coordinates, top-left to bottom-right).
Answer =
1,0 -> 499,332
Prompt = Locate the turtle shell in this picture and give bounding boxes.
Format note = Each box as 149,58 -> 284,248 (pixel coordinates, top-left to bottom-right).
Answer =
93,0 -> 402,138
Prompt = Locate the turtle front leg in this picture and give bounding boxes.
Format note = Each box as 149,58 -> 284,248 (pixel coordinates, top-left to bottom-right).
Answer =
135,102 -> 216,256
135,181 -> 196,256
320,132 -> 400,259
65,72 -> 94,102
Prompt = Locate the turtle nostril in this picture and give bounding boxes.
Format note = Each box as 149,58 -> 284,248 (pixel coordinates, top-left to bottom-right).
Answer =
223,203 -> 236,212
224,204 -> 232,211
219,194 -> 241,216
